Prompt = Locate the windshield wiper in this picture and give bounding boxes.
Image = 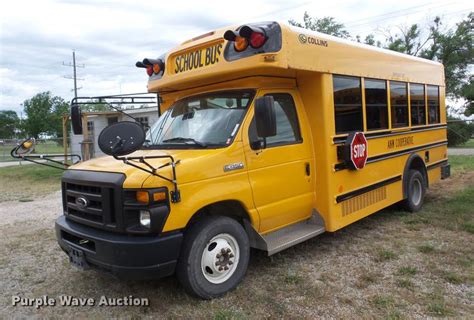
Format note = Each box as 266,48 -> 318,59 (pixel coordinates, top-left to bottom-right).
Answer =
162,137 -> 207,147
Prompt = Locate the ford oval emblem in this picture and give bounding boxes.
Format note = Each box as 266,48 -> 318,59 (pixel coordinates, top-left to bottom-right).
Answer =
75,197 -> 89,209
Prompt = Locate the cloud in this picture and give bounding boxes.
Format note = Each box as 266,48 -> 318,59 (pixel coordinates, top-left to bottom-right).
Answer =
0,0 -> 471,115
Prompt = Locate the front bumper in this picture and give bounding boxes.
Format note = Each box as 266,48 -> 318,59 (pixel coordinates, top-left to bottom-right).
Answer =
55,215 -> 183,279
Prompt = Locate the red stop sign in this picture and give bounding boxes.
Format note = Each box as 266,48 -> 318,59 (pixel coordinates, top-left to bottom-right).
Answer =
349,132 -> 368,170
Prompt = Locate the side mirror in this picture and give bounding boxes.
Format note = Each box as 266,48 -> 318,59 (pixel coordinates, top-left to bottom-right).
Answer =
15,138 -> 36,155
98,121 -> 145,156
71,103 -> 83,134
254,96 -> 276,138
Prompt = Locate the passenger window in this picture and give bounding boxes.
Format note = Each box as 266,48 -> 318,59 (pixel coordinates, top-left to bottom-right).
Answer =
410,83 -> 426,126
249,93 -> 302,148
427,85 -> 440,124
333,75 -> 363,134
365,79 -> 388,130
390,81 -> 409,128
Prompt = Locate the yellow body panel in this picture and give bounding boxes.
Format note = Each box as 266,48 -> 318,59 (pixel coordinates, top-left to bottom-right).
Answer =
70,22 -> 447,238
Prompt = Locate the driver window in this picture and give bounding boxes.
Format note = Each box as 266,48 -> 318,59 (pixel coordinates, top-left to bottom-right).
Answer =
249,93 -> 302,148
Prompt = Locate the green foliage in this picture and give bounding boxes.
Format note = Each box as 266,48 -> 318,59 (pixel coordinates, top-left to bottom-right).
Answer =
462,77 -> 473,117
80,103 -> 109,112
289,12 -> 473,113
421,13 -> 473,99
447,116 -> 473,146
386,24 -> 423,55
289,12 -> 350,38
22,92 -> 69,138
0,110 -> 19,138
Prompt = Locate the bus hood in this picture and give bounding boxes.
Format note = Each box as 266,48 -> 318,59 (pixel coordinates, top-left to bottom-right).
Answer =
68,144 -> 244,189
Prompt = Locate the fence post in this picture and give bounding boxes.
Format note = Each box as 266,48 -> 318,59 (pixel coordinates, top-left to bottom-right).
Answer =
63,115 -> 68,164
81,113 -> 90,160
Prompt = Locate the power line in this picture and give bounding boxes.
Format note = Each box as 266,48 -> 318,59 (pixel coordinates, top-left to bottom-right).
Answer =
62,50 -> 85,98
344,0 -> 453,27
345,2 -> 466,31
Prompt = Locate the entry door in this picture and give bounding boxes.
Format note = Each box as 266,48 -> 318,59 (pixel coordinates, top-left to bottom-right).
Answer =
243,91 -> 314,234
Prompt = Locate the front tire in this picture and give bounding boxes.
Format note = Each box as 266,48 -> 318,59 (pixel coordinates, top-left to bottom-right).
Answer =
176,216 -> 250,299
401,169 -> 426,212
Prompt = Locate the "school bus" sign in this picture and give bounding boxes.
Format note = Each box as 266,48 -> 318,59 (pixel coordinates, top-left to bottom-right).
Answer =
173,42 -> 223,74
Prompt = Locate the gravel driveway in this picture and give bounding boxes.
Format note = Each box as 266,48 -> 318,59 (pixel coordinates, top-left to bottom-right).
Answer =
1,176 -> 473,318
448,148 -> 474,156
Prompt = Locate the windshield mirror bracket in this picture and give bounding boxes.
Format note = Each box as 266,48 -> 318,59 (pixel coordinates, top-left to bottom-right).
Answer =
114,154 -> 181,203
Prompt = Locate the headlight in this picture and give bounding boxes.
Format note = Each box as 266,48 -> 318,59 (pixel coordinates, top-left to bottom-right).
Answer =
139,210 -> 151,228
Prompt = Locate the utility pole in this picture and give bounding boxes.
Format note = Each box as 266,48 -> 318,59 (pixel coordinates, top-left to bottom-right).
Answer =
63,50 -> 85,98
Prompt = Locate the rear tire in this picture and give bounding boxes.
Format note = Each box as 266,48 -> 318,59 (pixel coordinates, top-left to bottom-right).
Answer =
176,216 -> 250,299
401,169 -> 426,212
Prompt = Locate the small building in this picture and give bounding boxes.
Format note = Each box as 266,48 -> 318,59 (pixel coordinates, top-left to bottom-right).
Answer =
70,107 -> 160,159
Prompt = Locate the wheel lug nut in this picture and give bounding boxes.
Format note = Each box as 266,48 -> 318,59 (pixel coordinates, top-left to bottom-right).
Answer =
224,266 -> 229,270
228,261 -> 233,265
229,253 -> 234,258
226,248 -> 231,253
218,267 -> 223,271
217,253 -> 221,258
221,248 -> 226,254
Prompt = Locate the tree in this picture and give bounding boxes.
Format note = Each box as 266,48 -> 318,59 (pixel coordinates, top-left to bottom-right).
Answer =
420,13 -> 473,99
447,116 -> 473,146
0,110 -> 19,139
462,76 -> 473,117
80,103 -> 109,112
289,12 -> 350,38
22,92 -> 69,138
289,12 -> 473,113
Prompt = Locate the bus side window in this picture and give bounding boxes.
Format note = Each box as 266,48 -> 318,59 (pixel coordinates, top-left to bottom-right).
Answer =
390,81 -> 409,128
333,75 -> 363,134
410,83 -> 426,126
427,85 -> 440,124
365,79 -> 388,130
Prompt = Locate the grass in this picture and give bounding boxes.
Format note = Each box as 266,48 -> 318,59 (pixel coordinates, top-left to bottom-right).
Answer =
375,249 -> 398,262
448,155 -> 474,172
0,140 -> 65,162
418,244 -> 436,254
397,266 -> 417,276
452,139 -> 474,148
0,157 -> 473,318
0,165 -> 63,202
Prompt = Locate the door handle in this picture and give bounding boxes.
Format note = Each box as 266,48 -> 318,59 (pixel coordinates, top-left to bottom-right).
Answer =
305,162 -> 310,176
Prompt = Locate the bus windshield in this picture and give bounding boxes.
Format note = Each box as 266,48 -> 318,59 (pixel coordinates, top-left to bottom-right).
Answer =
145,90 -> 254,148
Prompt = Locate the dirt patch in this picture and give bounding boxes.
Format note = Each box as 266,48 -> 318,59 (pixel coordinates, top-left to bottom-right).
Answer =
1,175 -> 473,318
428,171 -> 474,201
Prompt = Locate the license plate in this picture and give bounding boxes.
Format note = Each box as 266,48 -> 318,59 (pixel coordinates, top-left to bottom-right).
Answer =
171,41 -> 224,75
68,247 -> 89,269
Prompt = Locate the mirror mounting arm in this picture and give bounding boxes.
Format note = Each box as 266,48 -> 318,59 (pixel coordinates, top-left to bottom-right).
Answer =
10,138 -> 81,170
114,154 -> 181,203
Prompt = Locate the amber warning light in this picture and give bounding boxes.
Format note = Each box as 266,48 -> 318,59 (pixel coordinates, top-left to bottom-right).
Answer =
136,58 -> 164,77
224,25 -> 268,52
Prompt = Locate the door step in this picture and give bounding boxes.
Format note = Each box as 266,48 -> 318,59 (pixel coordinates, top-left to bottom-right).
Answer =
245,212 -> 325,256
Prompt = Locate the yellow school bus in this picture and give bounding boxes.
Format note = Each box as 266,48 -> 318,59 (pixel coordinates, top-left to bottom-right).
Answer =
54,21 -> 449,299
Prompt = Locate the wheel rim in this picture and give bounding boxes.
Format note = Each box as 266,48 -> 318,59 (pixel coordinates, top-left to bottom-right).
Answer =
411,178 -> 422,206
200,233 -> 240,284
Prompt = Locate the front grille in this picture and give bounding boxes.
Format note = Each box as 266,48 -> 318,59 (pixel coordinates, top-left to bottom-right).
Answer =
64,182 -> 116,227
61,170 -> 125,232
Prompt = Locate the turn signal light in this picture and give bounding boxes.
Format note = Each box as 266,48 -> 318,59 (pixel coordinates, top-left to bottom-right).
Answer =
234,36 -> 248,52
136,191 -> 150,204
153,191 -> 166,202
136,190 -> 167,204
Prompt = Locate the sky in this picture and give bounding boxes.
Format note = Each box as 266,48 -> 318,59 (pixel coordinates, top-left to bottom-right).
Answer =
0,0 -> 472,115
